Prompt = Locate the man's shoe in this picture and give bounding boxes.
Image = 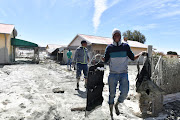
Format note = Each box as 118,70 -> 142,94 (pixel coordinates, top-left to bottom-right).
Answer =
109,104 -> 114,120
115,101 -> 120,116
84,84 -> 87,88
75,83 -> 79,90
84,79 -> 87,88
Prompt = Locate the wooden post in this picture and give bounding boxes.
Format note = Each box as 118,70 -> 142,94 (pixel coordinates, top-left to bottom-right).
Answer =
148,45 -> 153,76
159,57 -> 162,85
57,52 -> 58,61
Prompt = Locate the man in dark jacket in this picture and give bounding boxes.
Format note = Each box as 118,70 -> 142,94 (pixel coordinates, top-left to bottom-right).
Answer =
73,40 -> 89,90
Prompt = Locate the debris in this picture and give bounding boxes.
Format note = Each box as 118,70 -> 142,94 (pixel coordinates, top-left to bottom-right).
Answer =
19,103 -> 26,109
2,99 -> 11,105
71,107 -> 86,111
52,88 -> 64,93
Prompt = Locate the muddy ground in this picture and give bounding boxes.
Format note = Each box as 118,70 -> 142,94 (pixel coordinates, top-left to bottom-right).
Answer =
0,60 -> 179,120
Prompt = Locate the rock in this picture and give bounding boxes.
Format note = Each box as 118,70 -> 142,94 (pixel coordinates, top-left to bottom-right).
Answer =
2,99 -> 11,105
163,100 -> 180,120
52,88 -> 64,93
71,107 -> 86,111
127,97 -> 131,100
19,103 -> 26,109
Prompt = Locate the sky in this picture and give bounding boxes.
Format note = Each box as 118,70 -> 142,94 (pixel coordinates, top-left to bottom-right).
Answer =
0,0 -> 180,54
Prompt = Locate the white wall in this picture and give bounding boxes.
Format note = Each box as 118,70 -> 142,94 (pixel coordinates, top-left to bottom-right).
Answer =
70,36 -> 83,46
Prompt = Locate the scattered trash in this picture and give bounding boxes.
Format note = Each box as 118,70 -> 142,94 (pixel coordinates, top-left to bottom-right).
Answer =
2,99 -> 11,105
71,107 -> 86,111
19,103 -> 26,109
52,88 -> 64,93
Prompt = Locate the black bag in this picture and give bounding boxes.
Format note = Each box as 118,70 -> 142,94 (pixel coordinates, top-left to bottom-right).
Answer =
135,54 -> 163,93
86,62 -> 104,112
136,54 -> 151,92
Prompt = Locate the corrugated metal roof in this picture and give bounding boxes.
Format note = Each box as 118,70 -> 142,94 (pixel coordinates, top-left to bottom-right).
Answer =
79,34 -> 147,48
0,23 -> 15,34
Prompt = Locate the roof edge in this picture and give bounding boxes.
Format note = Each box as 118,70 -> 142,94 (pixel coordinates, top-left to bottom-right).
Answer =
79,34 -> 111,39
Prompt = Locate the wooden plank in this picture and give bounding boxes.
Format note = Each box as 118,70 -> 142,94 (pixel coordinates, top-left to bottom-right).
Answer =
71,107 -> 86,111
148,45 -> 153,76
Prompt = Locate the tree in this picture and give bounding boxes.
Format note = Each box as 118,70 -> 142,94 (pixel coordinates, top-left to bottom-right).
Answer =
123,30 -> 146,43
155,52 -> 166,56
167,51 -> 178,55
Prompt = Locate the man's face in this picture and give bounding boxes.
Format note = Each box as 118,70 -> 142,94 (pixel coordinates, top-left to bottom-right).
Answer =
113,33 -> 121,42
82,43 -> 87,47
124,37 -> 128,41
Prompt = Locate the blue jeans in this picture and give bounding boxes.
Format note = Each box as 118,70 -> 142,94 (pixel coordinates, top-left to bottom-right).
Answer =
67,58 -> 72,69
108,73 -> 129,105
76,63 -> 88,79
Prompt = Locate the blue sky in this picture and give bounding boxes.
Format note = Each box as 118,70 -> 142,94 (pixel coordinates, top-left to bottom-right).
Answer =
0,0 -> 180,54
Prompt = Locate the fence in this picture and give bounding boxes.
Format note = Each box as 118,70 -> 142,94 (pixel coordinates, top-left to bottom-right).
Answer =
136,45 -> 180,117
152,56 -> 180,94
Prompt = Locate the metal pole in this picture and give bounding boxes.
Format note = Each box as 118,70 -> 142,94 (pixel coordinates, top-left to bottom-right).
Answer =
57,51 -> 58,61
148,45 -> 153,76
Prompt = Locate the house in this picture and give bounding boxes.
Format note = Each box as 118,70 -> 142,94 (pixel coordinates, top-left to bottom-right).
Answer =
0,23 -> 39,64
46,44 -> 66,54
39,47 -> 46,53
0,23 -> 17,64
67,34 -> 148,64
166,54 -> 178,59
46,44 -> 67,60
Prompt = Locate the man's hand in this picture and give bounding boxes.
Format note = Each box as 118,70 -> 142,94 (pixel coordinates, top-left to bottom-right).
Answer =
101,57 -> 105,62
141,51 -> 147,56
134,51 -> 147,60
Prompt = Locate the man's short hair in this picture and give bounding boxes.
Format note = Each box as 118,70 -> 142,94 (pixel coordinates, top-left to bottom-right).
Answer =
81,40 -> 87,44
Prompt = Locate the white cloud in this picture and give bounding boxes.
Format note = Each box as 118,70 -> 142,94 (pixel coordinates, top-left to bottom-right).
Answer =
33,0 -> 42,9
0,8 -> 7,17
157,10 -> 180,18
132,24 -> 157,31
50,0 -> 57,8
68,0 -> 91,7
93,0 -> 107,33
124,0 -> 180,19
93,0 -> 121,33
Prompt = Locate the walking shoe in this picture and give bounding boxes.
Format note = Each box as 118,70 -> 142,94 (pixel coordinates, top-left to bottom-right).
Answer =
75,83 -> 79,90
84,84 -> 87,88
109,104 -> 114,120
84,79 -> 87,88
115,101 -> 120,115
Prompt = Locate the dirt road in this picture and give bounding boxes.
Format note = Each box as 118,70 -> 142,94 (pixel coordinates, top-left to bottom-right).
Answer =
0,61 -> 178,120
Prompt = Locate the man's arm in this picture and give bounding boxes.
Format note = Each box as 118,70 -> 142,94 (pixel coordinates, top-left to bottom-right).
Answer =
134,51 -> 147,60
127,45 -> 135,61
73,49 -> 78,62
127,44 -> 146,60
102,46 -> 110,62
86,50 -> 90,63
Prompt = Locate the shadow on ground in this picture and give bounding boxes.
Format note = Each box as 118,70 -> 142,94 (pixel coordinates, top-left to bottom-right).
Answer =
74,89 -> 87,99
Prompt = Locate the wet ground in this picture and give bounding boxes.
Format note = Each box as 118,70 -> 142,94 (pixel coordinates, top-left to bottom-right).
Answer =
0,60 -> 179,120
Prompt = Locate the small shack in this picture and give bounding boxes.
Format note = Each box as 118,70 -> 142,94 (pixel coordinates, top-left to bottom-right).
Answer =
0,23 -> 17,64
